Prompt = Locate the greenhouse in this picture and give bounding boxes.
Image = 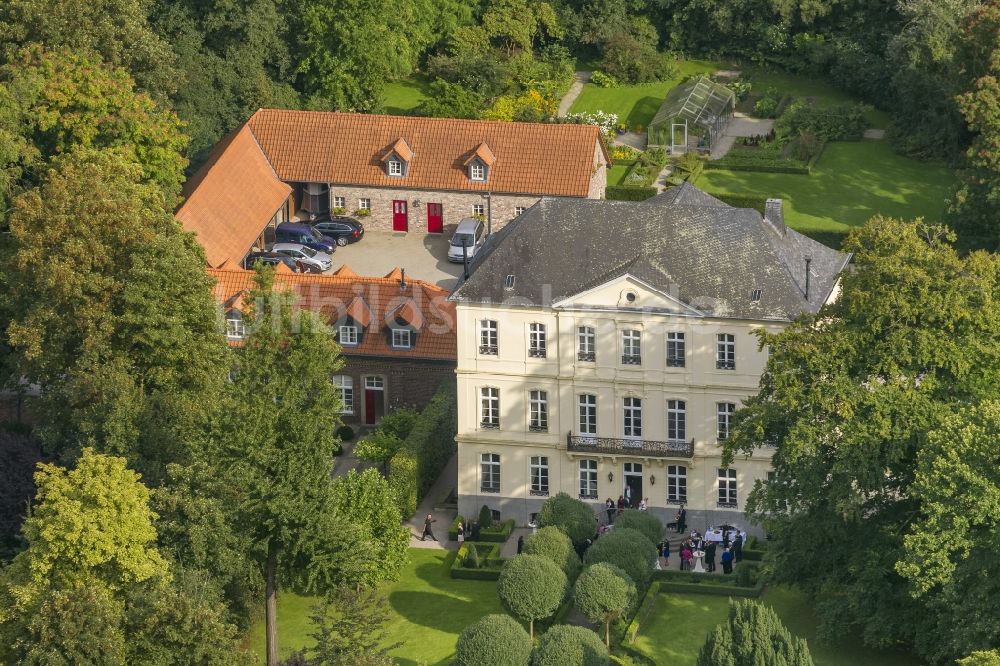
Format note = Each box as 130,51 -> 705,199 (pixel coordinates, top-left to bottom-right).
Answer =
647,77 -> 736,153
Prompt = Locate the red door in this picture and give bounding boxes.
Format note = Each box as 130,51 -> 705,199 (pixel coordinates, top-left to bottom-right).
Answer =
427,203 -> 443,233
392,200 -> 408,232
364,390 -> 377,425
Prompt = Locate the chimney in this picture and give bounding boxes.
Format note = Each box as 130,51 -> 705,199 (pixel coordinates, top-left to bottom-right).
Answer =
764,198 -> 786,236
804,256 -> 812,300
400,268 -> 407,291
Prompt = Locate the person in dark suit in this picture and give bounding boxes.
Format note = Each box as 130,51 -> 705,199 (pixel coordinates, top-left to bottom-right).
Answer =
734,532 -> 744,563
470,520 -> 481,541
421,514 -> 437,541
677,505 -> 687,533
517,535 -> 525,554
705,541 -> 717,572
605,498 -> 615,524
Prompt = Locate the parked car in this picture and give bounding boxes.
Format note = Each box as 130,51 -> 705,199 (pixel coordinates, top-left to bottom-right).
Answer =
311,216 -> 365,246
275,222 -> 337,253
447,217 -> 486,263
242,251 -> 313,273
272,243 -> 333,272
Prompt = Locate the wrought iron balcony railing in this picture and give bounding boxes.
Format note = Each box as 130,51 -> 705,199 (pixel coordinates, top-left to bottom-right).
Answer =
577,351 -> 596,362
566,433 -> 694,458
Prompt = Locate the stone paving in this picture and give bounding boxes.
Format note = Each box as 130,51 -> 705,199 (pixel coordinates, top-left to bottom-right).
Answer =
558,71 -> 591,117
406,453 -> 458,550
327,230 -> 465,290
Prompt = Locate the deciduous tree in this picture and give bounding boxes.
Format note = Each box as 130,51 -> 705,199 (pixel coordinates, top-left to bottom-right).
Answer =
532,624 -> 609,666
523,526 -> 580,578
307,585 -> 400,665
573,563 -> 634,647
537,492 -> 597,548
454,614 -> 532,666
497,554 -> 567,638
582,528 -> 656,592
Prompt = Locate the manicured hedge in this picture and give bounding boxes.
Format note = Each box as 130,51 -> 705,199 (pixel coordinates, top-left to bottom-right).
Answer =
651,562 -> 761,585
449,515 -> 516,542
450,542 -> 506,580
656,580 -> 763,598
624,582 -> 661,644
650,563 -> 765,598
387,381 -> 457,517
606,186 -> 658,201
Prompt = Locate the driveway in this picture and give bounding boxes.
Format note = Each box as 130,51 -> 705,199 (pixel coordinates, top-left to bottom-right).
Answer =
327,227 -> 466,290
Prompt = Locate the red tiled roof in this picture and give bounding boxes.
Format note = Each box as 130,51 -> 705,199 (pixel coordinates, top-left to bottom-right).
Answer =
466,142 -> 496,167
176,125 -> 291,266
384,137 -> 414,162
207,266 -> 456,361
246,109 -> 605,197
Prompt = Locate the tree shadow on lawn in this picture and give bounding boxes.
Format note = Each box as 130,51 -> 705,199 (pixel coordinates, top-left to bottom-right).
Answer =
627,96 -> 662,130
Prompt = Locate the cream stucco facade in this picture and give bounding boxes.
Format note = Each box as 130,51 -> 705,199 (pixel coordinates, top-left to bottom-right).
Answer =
455,275 -> 788,533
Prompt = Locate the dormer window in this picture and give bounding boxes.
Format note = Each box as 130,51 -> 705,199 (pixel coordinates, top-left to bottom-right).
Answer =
339,325 -> 359,346
381,138 -> 413,178
388,158 -> 403,176
225,310 -> 245,340
470,161 -> 486,181
391,328 -> 413,349
465,142 -> 495,183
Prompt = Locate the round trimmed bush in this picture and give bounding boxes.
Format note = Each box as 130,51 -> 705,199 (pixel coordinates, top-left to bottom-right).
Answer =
583,528 -> 657,591
335,425 -> 355,441
523,526 -> 580,578
455,614 -> 532,666
537,492 -> 597,547
497,554 -> 568,637
614,509 -> 663,545
573,562 -> 636,647
532,625 -> 609,666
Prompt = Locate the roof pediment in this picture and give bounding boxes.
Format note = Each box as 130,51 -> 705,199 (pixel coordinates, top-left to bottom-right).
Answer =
553,273 -> 702,316
345,296 -> 373,327
382,138 -> 414,162
464,142 -> 496,167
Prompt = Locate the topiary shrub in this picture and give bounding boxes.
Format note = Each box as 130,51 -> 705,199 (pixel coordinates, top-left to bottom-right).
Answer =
696,599 -> 813,666
523,526 -> 580,578
614,510 -> 663,546
479,504 -> 494,529
573,563 -> 636,647
497,555 -> 568,638
455,614 -> 533,666
537,492 -> 596,548
464,543 -> 480,569
583,528 -> 657,591
532,625 -> 609,666
590,70 -> 620,88
335,425 -> 355,441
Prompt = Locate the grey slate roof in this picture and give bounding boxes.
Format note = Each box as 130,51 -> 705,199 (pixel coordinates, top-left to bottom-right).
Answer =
452,184 -> 850,321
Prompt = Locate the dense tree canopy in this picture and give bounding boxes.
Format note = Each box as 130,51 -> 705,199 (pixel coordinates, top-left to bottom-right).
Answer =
532,624 -> 609,666
573,563 -> 635,647
497,554 -> 568,638
537,492 -> 597,548
455,614 -> 533,666
697,599 -> 813,666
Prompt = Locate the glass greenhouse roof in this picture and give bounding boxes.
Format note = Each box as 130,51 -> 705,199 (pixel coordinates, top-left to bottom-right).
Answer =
650,76 -> 735,129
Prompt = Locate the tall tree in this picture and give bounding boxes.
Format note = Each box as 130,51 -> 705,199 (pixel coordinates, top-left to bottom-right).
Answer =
207,269 -> 359,666
725,217 -> 1000,662
2,148 -> 227,477
307,585 -> 400,665
697,599 -> 813,666
573,563 -> 635,647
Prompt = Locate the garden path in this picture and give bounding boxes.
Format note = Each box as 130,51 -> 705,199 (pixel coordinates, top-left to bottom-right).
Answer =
614,131 -> 647,150
710,113 -> 775,160
863,128 -> 886,139
558,71 -> 591,117
406,453 -> 458,550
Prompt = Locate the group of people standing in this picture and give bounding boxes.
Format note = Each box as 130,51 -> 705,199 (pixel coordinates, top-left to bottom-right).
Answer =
604,494 -> 650,523
655,527 -> 745,575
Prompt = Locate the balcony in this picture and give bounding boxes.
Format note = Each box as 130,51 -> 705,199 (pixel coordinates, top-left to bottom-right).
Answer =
622,354 -> 642,366
479,344 -> 498,355
716,359 -> 736,370
578,351 -> 596,362
666,357 -> 685,368
528,347 -> 546,358
566,433 -> 693,458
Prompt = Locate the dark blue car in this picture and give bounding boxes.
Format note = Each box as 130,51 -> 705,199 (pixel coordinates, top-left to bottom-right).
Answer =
274,222 -> 337,253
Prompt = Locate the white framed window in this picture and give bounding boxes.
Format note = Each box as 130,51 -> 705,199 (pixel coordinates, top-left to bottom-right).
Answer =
529,390 -> 548,432
528,323 -> 546,358
470,162 -> 486,181
577,326 -> 595,362
364,376 -> 384,390
333,375 -> 354,414
479,319 -> 498,355
623,397 -> 642,440
666,399 -> 686,442
391,328 -> 412,349
225,314 -> 245,340
621,329 -> 641,365
717,402 -> 736,440
579,459 -> 598,499
387,159 -> 403,176
717,333 -> 736,370
481,387 -> 500,429
339,325 -> 358,346
515,206 -> 526,216
530,456 -> 549,496
666,332 -> 685,368
472,203 -> 485,217
481,453 -> 500,493
667,465 -> 687,503
579,394 -> 597,435
358,198 -> 371,211
718,468 -> 738,507
333,196 -> 345,209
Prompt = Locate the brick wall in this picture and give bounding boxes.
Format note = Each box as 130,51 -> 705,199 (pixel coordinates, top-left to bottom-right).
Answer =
337,355 -> 456,424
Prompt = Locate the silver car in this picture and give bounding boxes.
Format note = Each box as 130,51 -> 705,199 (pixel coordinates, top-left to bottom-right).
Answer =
272,243 -> 333,272
447,217 -> 486,263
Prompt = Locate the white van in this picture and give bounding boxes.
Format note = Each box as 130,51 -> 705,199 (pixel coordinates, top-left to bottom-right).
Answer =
447,218 -> 486,263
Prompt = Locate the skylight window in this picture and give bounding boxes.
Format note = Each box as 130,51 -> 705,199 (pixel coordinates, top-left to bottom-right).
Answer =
504,275 -> 515,290
750,288 -> 763,302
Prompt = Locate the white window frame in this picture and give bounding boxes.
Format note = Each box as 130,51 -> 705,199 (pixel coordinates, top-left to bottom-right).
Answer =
333,375 -> 354,414
481,453 -> 500,493
333,195 -> 346,209
391,328 -> 412,349
528,323 -> 546,358
387,159 -> 403,176
479,319 -> 498,355
225,315 -> 245,340
667,465 -> 687,503
717,402 -> 736,441
718,468 -> 738,507
578,394 -> 597,435
717,333 -> 736,370
515,206 -> 526,216
622,329 -> 641,365
364,376 -> 384,390
470,162 -> 486,181
339,325 -> 359,346
623,397 -> 642,440
579,459 -> 598,499
666,399 -> 686,443
472,203 -> 485,217
358,198 -> 371,211
666,331 -> 685,367
529,390 -> 548,432
529,455 -> 549,496
577,326 -> 595,362
480,387 -> 500,429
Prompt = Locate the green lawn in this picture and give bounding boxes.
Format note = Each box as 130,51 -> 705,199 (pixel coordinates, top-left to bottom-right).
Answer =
633,586 -> 925,666
570,59 -> 728,130
608,164 -> 631,186
741,67 -> 890,128
246,549 -> 504,665
694,140 -> 955,247
383,76 -> 433,115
